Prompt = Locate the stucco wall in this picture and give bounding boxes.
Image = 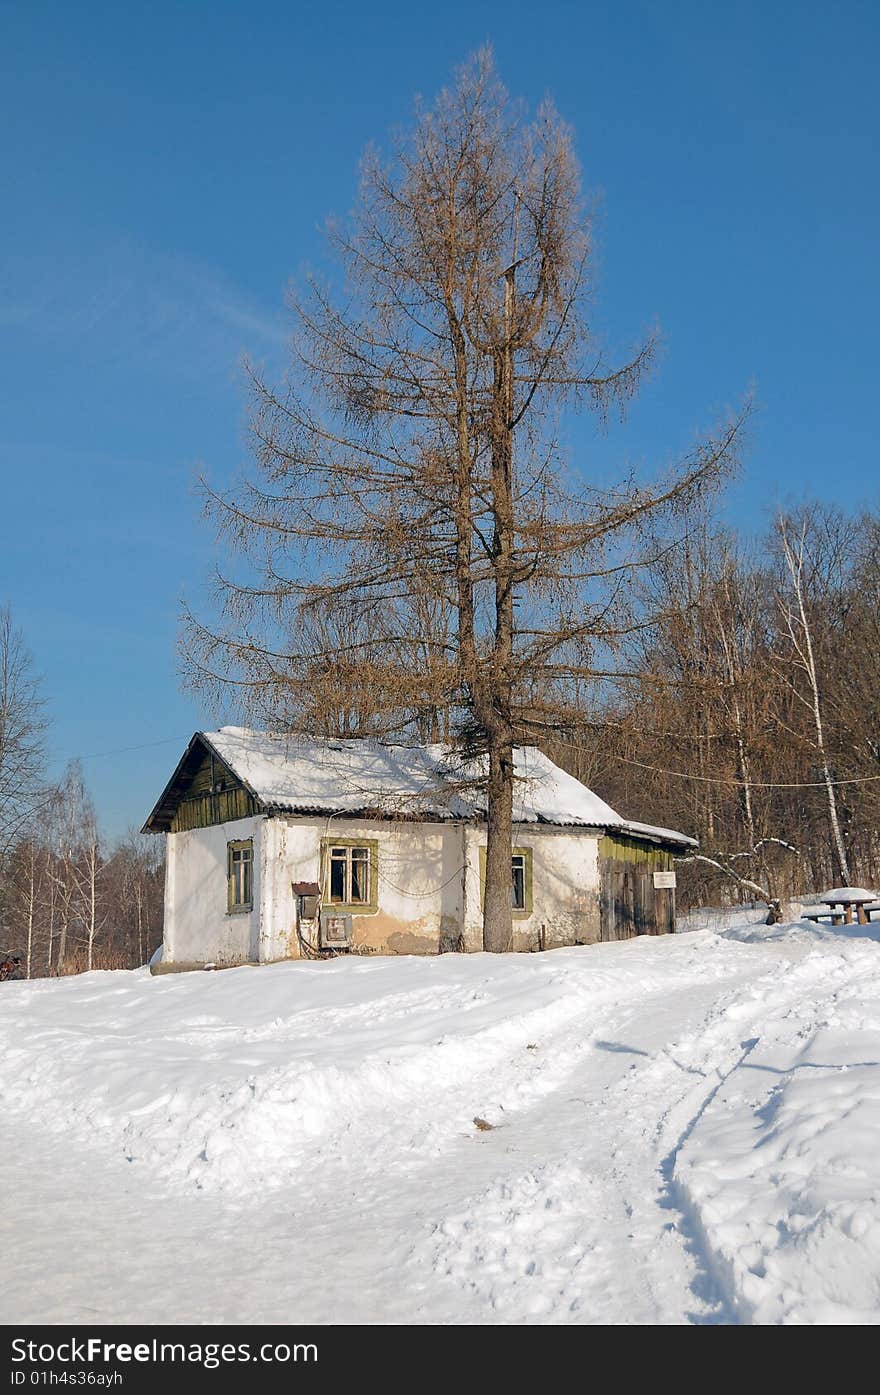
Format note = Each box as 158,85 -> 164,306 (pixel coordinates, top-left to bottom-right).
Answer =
260,816 -> 601,958
163,814 -> 604,964
461,824 -> 601,952
164,814 -> 262,965
259,816 -> 466,959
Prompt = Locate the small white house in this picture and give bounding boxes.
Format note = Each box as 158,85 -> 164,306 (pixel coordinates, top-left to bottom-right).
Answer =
143,728 -> 696,968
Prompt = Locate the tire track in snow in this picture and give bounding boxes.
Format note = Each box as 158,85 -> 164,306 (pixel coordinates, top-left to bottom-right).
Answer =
419,942 -> 865,1324
414,959 -> 774,1323
613,946 -> 871,1323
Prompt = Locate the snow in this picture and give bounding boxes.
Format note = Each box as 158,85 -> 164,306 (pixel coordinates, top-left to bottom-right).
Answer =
814,886 -> 879,903
3,913 -> 880,1324
198,727 -> 696,845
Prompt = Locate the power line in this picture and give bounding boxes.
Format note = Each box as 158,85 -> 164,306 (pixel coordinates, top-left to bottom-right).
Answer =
44,727 -> 880,794
551,736 -> 880,790
46,734 -> 193,768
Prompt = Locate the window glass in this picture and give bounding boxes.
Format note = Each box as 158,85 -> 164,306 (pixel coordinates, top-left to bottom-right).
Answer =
511,854 -> 526,910
228,841 -> 253,910
329,849 -> 347,902
323,841 -> 376,908
350,846 -> 369,903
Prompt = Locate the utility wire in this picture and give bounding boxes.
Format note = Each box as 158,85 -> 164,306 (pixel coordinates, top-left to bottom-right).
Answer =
551,736 -> 880,789
46,735 -> 195,768
48,728 -> 880,794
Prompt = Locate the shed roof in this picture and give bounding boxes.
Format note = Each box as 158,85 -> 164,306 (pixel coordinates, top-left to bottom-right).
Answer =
143,727 -> 696,848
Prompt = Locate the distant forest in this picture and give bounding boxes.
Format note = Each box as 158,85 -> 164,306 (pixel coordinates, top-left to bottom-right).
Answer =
554,506 -> 880,912
0,608 -> 163,975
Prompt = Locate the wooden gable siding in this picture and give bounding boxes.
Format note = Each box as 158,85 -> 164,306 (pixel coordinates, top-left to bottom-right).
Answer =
598,832 -> 675,941
170,746 -> 260,832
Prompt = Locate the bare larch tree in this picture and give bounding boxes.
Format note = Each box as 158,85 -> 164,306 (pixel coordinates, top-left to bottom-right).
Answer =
184,51 -> 744,951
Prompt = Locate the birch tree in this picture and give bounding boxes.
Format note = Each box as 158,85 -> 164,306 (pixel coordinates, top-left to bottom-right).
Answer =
6,834 -> 42,977
184,50 -> 744,950
46,761 -> 94,973
74,817 -> 105,972
776,512 -> 850,883
0,607 -> 47,855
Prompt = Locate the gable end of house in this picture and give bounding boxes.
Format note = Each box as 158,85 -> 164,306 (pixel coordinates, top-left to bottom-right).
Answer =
141,733 -> 262,834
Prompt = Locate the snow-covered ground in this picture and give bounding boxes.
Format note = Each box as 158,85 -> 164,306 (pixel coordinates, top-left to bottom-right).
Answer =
2,913 -> 880,1325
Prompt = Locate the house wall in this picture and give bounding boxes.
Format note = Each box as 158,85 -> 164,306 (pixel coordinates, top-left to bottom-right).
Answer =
161,815 -> 635,965
461,825 -> 602,952
257,817 -> 602,959
258,816 -> 466,959
163,814 -> 263,966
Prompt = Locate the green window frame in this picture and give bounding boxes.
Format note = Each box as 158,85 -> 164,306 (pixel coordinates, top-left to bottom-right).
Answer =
479,846 -> 534,918
227,839 -> 253,913
320,838 -> 379,914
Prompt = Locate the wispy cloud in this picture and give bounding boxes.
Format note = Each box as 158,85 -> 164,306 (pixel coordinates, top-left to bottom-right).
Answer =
0,241 -> 289,381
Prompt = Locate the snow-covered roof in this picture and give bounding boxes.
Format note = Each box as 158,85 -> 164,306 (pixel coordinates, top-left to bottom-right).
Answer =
152,726 -> 694,847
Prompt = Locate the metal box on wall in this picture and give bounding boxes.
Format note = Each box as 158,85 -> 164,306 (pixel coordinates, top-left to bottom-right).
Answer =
319,911 -> 353,950
292,880 -> 321,921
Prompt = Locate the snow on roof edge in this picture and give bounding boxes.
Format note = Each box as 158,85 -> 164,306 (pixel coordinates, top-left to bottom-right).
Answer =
616,819 -> 698,850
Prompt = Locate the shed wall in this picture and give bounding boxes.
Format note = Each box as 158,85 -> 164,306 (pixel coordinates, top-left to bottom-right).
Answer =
598,833 -> 676,941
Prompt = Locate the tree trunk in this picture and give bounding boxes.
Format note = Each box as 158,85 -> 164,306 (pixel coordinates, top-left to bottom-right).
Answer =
782,524 -> 851,884
46,862 -> 55,976
25,844 -> 35,980
136,890 -> 144,966
88,849 -> 96,971
483,737 -> 514,952
481,262 -> 517,953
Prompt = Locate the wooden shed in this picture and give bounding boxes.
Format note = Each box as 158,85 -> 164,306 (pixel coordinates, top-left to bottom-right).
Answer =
599,831 -> 678,940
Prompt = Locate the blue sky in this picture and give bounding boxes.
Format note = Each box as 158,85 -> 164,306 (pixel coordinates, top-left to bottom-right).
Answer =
2,0 -> 878,836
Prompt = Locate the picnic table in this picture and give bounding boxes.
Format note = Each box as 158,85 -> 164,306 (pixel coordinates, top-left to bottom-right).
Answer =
816,887 -> 879,926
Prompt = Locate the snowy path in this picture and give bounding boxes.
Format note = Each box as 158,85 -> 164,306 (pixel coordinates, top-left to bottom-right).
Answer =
2,923 -> 880,1324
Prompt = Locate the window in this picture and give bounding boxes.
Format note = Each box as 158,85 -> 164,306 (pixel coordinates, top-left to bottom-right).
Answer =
511,853 -> 527,911
322,840 -> 378,912
227,839 -> 253,912
479,846 -> 533,917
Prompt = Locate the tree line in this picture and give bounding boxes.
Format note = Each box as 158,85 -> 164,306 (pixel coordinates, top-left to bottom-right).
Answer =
0,607 -> 164,977
550,504 -> 880,913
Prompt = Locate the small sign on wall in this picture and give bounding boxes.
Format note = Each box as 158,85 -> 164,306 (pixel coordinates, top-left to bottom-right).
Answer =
653,870 -> 677,889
